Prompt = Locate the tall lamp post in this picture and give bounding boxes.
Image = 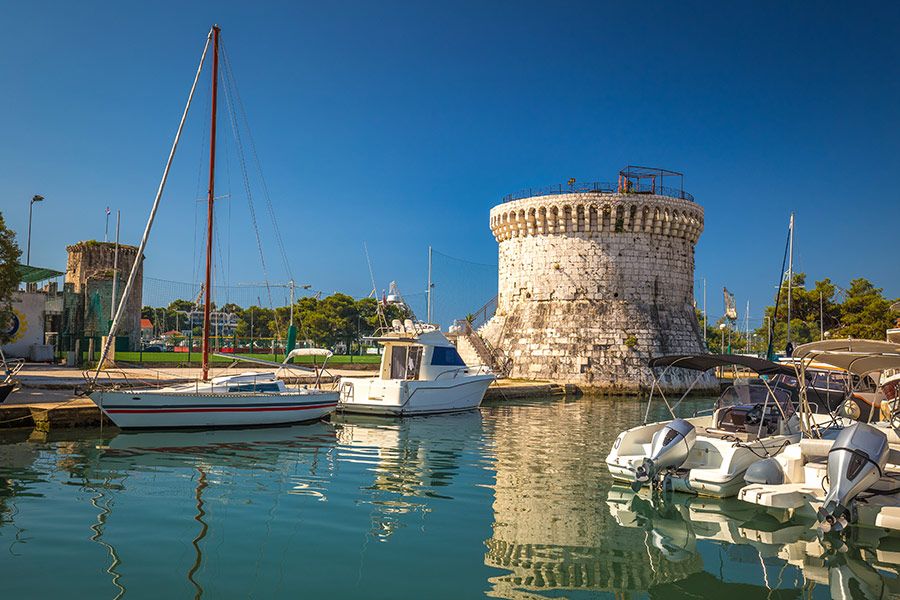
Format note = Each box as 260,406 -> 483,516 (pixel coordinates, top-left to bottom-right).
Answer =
27,195 -> 44,265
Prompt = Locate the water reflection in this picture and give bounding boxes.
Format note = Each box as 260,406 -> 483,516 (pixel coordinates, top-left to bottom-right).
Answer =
90,424 -> 338,599
333,410 -> 484,540
482,398 -> 704,597
3,397 -> 900,598
479,396 -> 900,600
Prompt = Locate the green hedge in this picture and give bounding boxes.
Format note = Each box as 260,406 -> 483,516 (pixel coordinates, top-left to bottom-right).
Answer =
92,352 -> 381,365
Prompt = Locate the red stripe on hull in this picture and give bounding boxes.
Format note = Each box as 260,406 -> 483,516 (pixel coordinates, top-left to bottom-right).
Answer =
107,403 -> 337,414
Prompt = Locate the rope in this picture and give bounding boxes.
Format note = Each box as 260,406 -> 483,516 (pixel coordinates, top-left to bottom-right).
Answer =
217,41 -> 280,337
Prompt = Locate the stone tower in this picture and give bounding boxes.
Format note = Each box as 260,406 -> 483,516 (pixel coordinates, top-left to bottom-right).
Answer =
480,168 -> 716,393
66,241 -> 144,350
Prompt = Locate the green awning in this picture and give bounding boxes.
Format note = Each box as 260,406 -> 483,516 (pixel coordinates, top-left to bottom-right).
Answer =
17,264 -> 64,284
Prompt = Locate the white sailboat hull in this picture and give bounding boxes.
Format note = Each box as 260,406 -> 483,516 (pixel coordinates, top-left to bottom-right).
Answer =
337,375 -> 493,416
90,389 -> 338,429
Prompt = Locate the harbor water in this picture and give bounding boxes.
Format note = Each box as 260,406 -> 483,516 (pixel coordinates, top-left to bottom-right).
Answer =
0,395 -> 897,598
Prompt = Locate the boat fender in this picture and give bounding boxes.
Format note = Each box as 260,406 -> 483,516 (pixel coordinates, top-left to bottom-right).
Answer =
743,457 -> 785,485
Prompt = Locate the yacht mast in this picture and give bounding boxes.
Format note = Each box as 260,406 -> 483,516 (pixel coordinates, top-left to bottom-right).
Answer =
786,212 -> 794,350
427,246 -> 433,324
202,25 -> 220,381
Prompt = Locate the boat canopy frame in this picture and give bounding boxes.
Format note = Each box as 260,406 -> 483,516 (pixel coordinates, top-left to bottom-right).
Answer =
791,339 -> 900,434
644,354 -> 797,438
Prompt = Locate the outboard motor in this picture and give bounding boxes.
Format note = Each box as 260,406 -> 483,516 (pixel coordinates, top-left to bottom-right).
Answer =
818,422 -> 889,532
632,418 -> 696,491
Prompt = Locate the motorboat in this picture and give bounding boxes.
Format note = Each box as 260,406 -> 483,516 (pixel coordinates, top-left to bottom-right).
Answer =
337,321 -> 494,416
0,347 -> 23,404
90,349 -> 339,429
606,354 -> 802,498
738,339 -> 900,532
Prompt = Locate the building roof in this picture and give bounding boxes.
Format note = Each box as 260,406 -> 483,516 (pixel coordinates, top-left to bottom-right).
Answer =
140,319 -> 153,329
17,264 -> 64,284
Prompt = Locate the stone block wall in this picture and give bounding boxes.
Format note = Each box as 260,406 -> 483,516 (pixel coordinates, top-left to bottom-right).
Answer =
66,241 -> 144,350
482,192 -> 716,394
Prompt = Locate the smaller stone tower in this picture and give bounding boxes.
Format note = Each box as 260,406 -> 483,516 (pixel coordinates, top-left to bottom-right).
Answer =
66,241 -> 144,350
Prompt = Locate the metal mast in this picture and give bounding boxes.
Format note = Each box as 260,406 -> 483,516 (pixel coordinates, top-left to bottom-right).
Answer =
427,246 -> 433,324
92,27 -> 214,383
787,212 -> 794,349
202,25 -> 220,381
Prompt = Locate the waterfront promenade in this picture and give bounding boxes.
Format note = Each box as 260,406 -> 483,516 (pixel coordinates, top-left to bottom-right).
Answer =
0,363 -> 578,430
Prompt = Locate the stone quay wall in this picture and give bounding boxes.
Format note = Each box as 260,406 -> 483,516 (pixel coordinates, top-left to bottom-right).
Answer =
481,191 -> 717,394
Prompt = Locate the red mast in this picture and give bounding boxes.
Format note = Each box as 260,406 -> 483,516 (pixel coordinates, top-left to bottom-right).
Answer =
202,25 -> 220,381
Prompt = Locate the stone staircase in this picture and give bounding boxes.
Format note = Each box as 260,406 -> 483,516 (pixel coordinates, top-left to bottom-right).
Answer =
452,320 -> 512,377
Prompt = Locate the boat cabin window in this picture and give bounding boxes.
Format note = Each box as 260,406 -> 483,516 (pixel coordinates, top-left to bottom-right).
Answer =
227,383 -> 281,393
390,345 -> 423,380
431,346 -> 466,367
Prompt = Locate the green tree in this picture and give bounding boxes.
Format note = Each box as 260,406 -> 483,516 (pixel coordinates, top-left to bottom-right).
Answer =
838,278 -> 898,339
754,273 -> 841,351
0,213 -> 23,344
755,273 -> 897,349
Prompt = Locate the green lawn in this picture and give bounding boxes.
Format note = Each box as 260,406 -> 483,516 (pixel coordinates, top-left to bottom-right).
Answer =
96,352 -> 381,365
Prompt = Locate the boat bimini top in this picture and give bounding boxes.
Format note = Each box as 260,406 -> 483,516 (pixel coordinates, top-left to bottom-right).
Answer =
645,354 -> 796,425
790,339 -> 900,430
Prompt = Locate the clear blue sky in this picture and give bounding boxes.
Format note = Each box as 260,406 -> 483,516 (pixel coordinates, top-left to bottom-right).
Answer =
2,1 -> 898,328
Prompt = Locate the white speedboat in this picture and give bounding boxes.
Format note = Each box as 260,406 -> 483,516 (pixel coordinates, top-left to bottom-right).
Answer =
91,350 -> 339,429
738,339 -> 900,532
606,354 -> 802,498
337,323 -> 494,416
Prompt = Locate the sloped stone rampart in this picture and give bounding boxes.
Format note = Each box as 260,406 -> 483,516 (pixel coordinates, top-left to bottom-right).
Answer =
483,192 -> 717,394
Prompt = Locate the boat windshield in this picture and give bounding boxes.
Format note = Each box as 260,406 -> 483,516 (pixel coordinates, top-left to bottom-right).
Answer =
809,371 -> 849,391
716,383 -> 794,416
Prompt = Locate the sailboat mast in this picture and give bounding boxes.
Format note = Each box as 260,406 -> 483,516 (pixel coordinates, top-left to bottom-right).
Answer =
91,28 -> 214,383
202,25 -> 220,381
786,212 -> 794,350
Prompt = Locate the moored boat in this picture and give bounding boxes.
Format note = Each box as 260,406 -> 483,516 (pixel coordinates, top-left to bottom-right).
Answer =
337,322 -> 494,416
0,347 -> 23,404
606,354 -> 802,498
738,339 -> 900,532
86,26 -> 338,429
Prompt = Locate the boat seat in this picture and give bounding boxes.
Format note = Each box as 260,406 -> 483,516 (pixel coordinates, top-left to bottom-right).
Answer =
701,427 -> 758,442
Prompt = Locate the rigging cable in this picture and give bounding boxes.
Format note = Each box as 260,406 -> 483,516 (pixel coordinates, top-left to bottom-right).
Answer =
218,40 -> 281,337
221,42 -> 293,283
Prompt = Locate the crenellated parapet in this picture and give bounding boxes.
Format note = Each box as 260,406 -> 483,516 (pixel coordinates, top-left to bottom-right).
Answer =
489,192 -> 703,244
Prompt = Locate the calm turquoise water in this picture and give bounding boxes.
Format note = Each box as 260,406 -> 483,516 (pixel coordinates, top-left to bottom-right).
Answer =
0,395 -> 897,599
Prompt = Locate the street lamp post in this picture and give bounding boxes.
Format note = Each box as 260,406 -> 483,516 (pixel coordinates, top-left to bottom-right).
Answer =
26,195 -> 44,265
719,323 -> 726,355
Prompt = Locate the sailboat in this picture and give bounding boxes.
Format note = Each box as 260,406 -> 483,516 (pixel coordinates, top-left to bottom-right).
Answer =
88,26 -> 338,429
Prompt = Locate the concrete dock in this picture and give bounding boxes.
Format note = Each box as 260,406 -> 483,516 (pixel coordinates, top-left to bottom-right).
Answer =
0,364 -> 581,430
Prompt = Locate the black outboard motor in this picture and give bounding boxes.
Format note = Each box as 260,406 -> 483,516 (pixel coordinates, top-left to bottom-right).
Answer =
818,423 -> 889,532
632,418 -> 696,491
